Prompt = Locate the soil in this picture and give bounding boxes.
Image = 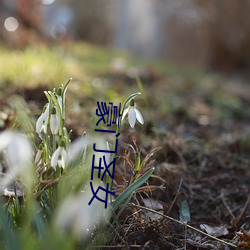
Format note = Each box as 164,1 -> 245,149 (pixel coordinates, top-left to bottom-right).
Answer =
1,70 -> 250,250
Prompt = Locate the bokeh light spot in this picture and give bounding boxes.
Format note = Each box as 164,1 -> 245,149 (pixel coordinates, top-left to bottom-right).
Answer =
4,17 -> 19,32
41,0 -> 55,5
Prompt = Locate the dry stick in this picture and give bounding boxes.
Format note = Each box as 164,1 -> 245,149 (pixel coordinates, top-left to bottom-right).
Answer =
130,203 -> 238,249
89,244 -> 141,248
234,192 -> 250,227
221,190 -> 236,221
34,179 -> 60,198
166,178 -> 183,215
184,221 -> 187,250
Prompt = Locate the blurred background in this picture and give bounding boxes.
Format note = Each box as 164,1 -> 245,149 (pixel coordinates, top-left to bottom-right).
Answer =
1,0 -> 250,73
0,2 -> 250,249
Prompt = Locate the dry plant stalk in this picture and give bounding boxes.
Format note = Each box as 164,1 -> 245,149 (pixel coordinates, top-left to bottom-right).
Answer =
130,203 -> 238,249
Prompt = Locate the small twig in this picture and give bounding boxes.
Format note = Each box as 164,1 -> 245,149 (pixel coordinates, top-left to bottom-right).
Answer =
135,185 -> 164,193
107,217 -> 128,247
39,178 -> 60,184
166,178 -> 183,215
184,221 -> 187,250
221,190 -> 236,221
34,180 -> 59,198
130,203 -> 237,249
233,192 -> 250,227
89,245 -> 141,248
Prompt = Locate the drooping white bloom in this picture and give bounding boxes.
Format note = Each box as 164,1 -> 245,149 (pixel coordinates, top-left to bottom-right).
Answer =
57,95 -> 63,112
36,103 -> 50,133
51,145 -> 67,169
50,106 -> 59,135
0,130 -> 33,190
54,182 -> 109,241
122,99 -> 144,128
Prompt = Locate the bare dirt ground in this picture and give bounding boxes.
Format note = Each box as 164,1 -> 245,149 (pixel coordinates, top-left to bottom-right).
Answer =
1,69 -> 250,250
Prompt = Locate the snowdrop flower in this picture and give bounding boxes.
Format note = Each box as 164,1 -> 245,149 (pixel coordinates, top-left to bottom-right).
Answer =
122,99 -> 144,128
51,142 -> 67,169
0,130 -> 33,190
54,182 -> 109,241
50,106 -> 60,135
36,103 -> 50,133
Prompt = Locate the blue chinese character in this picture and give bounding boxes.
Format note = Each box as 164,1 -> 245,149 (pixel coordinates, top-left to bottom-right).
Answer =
91,154 -> 104,180
91,154 -> 116,181
96,102 -> 121,127
93,133 -> 120,153
96,102 -> 109,126
88,182 -> 115,208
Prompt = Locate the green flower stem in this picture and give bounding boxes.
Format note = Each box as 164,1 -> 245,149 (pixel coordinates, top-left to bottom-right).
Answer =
61,78 -> 72,126
44,95 -> 53,164
52,134 -> 56,152
63,127 -> 70,150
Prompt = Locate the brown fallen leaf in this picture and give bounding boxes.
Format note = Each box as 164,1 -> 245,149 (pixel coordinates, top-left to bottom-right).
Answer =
237,231 -> 250,248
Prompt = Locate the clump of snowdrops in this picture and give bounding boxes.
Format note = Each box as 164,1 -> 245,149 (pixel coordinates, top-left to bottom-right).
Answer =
0,79 -> 154,249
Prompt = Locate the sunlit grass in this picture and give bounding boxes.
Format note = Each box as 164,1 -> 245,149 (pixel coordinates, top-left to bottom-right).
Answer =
0,41 -> 206,87
0,44 -> 86,87
0,40 -> 249,249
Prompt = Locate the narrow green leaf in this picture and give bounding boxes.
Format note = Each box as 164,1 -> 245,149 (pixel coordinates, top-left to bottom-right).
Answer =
112,192 -> 133,225
62,78 -> 72,97
32,209 -> 45,237
112,167 -> 154,211
135,152 -> 141,173
0,208 -> 21,250
136,77 -> 144,97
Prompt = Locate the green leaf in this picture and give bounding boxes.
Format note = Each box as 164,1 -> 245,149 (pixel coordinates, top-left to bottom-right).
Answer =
0,208 -> 21,250
112,167 -> 154,211
112,192 -> 133,225
179,199 -> 191,222
62,78 -> 72,98
135,152 -> 141,173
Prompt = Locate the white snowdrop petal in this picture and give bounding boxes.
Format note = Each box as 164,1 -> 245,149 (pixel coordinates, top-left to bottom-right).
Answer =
61,148 -> 67,160
122,108 -> 129,120
51,147 -> 61,168
55,183 -> 109,240
0,130 -> 13,151
50,114 -> 59,135
135,109 -> 144,125
128,108 -> 136,128
58,159 -> 64,169
41,122 -> 48,133
44,104 -> 50,118
6,133 -> 32,170
57,96 -> 63,111
36,114 -> 44,133
37,104 -> 50,133
0,131 -> 33,190
60,148 -> 67,169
